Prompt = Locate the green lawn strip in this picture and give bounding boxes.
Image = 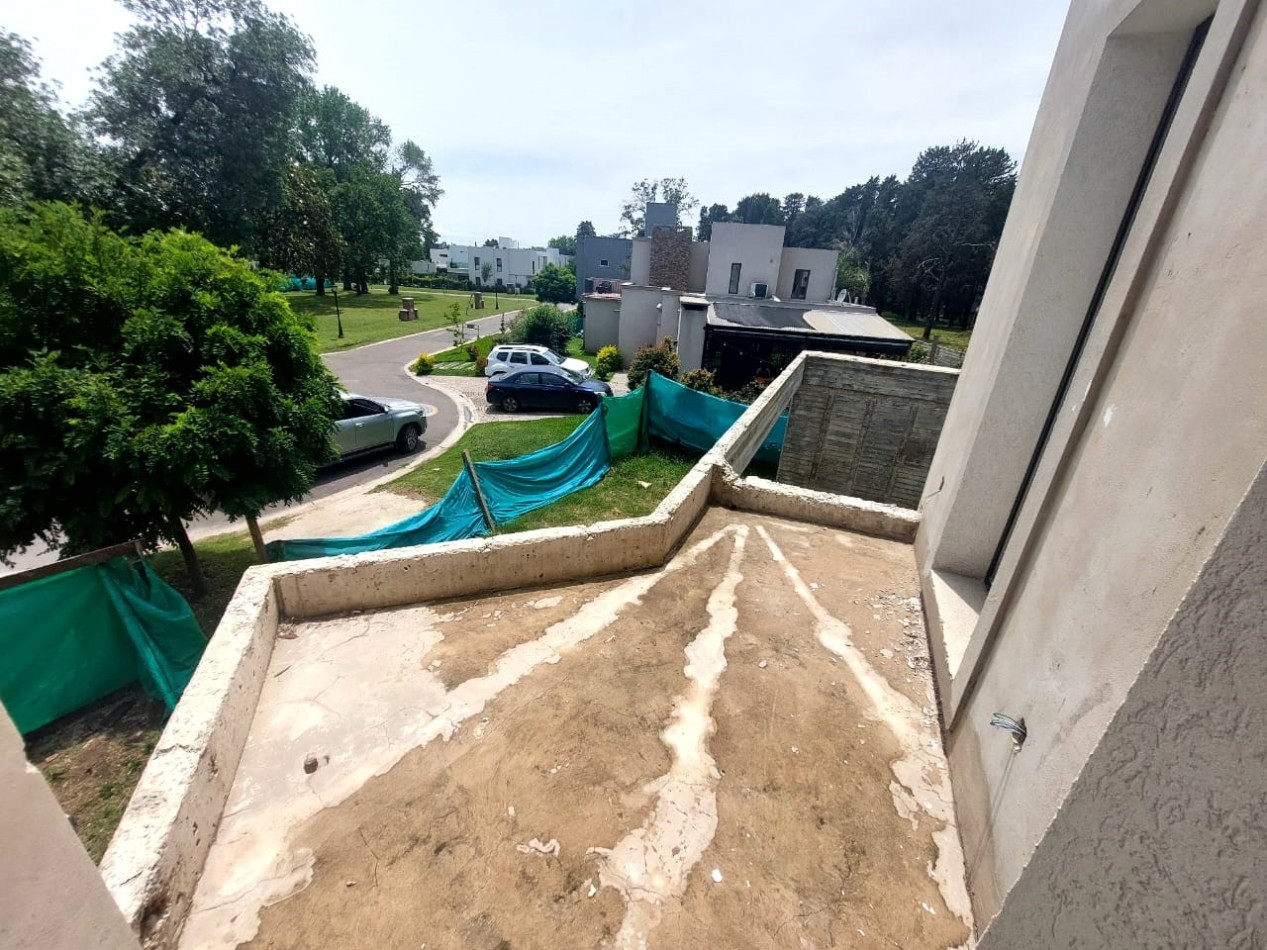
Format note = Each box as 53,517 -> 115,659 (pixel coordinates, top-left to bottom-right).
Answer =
497,446 -> 696,534
881,313 -> 973,351
382,414 -> 697,530
385,416 -> 586,501
285,284 -> 538,353
567,337 -> 598,368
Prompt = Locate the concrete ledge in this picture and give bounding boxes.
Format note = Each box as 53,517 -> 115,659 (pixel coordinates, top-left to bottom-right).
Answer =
918,567 -> 986,720
100,570 -> 280,947
713,467 -> 920,543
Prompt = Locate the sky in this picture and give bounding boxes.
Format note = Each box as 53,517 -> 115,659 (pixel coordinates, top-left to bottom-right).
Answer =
5,0 -> 1071,247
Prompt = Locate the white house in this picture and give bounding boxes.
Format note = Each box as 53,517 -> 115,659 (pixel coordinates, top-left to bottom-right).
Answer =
431,239 -> 568,289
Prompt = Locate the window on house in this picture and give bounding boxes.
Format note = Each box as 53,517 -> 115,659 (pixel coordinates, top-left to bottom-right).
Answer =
474,256 -> 480,267
791,269 -> 811,300
496,258 -> 503,272
600,258 -> 609,267
728,263 -> 742,295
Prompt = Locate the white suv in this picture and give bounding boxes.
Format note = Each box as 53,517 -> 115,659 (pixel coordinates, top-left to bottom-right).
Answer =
485,344 -> 591,378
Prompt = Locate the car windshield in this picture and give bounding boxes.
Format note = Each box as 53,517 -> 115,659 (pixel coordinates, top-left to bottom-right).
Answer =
541,350 -> 565,364
554,367 -> 584,385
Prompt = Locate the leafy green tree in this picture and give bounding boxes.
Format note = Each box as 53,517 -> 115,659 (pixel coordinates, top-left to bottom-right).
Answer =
255,161 -> 343,284
89,0 -> 314,251
696,203 -> 729,241
0,203 -> 342,590
532,263 -> 576,304
619,177 -> 698,236
548,234 -> 576,256
626,341 -> 680,390
511,304 -> 572,353
575,220 -> 596,239
479,262 -> 493,287
0,32 -> 97,207
733,193 -> 784,226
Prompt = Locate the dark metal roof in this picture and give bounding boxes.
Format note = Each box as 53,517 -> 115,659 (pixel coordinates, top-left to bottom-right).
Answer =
707,300 -> 913,343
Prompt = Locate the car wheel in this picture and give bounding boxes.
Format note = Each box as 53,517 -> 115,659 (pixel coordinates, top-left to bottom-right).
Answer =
396,424 -> 421,453
577,396 -> 595,413
502,395 -> 519,413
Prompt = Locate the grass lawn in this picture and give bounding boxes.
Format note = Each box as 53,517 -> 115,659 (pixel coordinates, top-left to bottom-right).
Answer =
882,313 -> 973,351
286,284 -> 538,353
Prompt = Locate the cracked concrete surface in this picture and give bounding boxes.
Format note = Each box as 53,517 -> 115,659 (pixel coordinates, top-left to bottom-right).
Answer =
179,509 -> 970,950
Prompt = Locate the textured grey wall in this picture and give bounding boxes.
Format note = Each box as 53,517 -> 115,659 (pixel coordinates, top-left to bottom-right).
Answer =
777,354 -> 958,509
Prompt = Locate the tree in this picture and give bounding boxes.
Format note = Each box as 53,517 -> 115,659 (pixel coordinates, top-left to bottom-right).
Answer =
0,32 -> 98,207
255,161 -> 342,286
511,304 -> 572,352
619,177 -> 699,236
532,263 -> 576,304
483,238 -> 499,247
575,220 -> 596,239
733,193 -> 784,226
697,203 -> 729,242
89,0 -> 314,251
548,234 -> 576,256
444,300 -> 466,347
0,203 -> 343,590
479,261 -> 492,287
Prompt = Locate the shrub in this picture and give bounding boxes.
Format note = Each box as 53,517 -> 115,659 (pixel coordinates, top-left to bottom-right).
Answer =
906,342 -> 930,363
594,345 -> 623,381
723,381 -> 764,405
627,341 -> 680,390
532,262 -> 576,303
476,356 -> 489,374
466,343 -> 479,361
511,304 -> 572,353
410,353 -> 435,375
681,368 -> 721,396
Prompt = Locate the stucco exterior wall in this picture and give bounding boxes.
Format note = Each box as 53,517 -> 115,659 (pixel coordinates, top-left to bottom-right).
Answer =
677,305 -> 708,371
776,247 -> 838,303
705,223 -> 784,296
581,296 -> 619,354
630,239 -> 650,285
0,708 -> 138,949
688,241 -> 709,292
616,285 -> 662,358
777,354 -> 958,509
914,0 -> 1267,935
976,460 -> 1267,949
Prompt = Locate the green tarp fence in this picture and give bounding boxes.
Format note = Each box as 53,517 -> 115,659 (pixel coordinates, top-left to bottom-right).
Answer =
267,373 -> 785,562
0,558 -> 208,734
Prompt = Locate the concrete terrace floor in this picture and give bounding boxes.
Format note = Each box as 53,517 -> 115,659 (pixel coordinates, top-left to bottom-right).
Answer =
180,509 -> 971,950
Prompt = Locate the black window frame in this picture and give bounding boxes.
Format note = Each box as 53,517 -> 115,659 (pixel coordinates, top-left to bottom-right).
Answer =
791,268 -> 811,300
728,263 -> 742,295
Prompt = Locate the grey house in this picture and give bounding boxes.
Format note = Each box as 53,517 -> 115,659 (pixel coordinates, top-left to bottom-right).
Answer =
575,235 -> 632,300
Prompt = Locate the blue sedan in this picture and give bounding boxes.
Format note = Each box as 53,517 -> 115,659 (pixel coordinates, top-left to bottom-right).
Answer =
486,367 -> 613,413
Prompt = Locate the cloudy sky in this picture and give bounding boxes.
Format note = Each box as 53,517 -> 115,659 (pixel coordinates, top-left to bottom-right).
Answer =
7,0 -> 1070,246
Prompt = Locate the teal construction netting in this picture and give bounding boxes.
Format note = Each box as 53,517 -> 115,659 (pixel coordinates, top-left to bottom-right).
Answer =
0,558 -> 207,734
267,372 -> 784,562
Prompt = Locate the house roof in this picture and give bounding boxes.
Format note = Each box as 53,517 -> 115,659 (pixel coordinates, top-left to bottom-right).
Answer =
707,300 -> 914,343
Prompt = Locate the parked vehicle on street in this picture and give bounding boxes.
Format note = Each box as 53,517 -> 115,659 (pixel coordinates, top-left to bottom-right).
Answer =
486,367 -> 612,413
333,394 -> 427,457
485,343 -> 591,378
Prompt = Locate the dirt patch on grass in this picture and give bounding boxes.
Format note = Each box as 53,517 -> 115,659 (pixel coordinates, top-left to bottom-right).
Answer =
26,686 -> 165,863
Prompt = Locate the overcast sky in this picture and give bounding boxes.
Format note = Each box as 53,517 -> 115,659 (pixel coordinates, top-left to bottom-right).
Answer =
6,0 -> 1070,246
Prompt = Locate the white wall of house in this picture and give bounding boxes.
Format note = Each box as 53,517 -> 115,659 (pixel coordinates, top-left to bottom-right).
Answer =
630,238 -> 651,285
616,284 -> 663,358
437,242 -> 562,287
582,296 -> 620,354
688,241 -> 709,293
915,0 -> 1267,944
705,222 -> 785,296
776,247 -> 837,303
677,302 -> 708,371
